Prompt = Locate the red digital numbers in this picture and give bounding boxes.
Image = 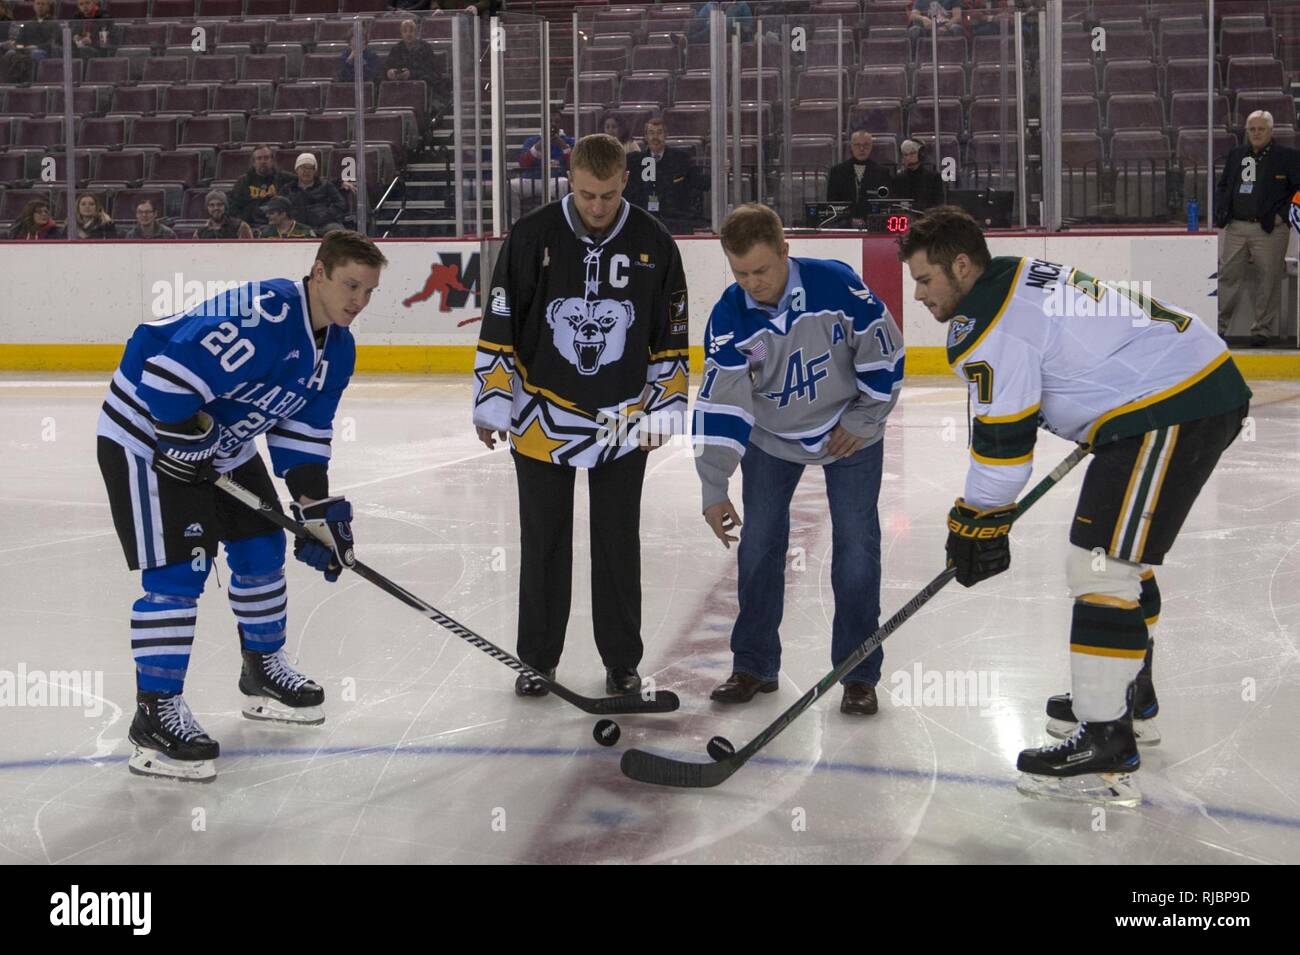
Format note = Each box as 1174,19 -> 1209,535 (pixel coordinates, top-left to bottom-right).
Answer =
887,215 -> 909,233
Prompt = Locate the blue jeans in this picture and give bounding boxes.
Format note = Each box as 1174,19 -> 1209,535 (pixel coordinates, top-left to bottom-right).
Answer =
730,439 -> 884,686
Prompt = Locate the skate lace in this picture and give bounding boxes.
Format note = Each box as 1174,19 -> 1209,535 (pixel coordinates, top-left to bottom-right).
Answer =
159,696 -> 205,742
1042,721 -> 1087,753
264,650 -> 310,692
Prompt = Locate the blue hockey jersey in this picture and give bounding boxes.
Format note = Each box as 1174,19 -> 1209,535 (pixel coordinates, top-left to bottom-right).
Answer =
97,277 -> 355,479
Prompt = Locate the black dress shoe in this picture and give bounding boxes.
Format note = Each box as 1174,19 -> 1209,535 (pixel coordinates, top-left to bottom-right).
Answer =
515,667 -> 556,697
605,667 -> 641,694
1250,334 -> 1270,347
840,683 -> 878,716
710,672 -> 779,704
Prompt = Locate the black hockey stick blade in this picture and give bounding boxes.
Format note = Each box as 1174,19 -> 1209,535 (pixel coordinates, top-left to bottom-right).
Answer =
215,476 -> 679,716
619,444 -> 1092,788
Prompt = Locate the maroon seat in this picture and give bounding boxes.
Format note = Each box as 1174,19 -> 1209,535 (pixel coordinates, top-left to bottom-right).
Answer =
619,73 -> 672,108
969,97 -> 1019,134
181,116 -> 235,149
972,34 -> 1018,64
108,0 -> 149,16
50,87 -> 101,116
1219,28 -> 1276,61
143,56 -> 192,84
564,73 -> 618,109
1062,32 -> 1097,63
973,63 -> 1027,97
789,103 -> 838,137
796,69 -> 851,104
246,0 -> 293,15
909,134 -> 960,167
273,84 -> 325,113
164,22 -> 199,47
192,55 -> 239,84
684,43 -> 711,73
38,59 -> 85,83
299,113 -> 351,144
129,117 -> 181,152
1062,131 -> 1104,167
1175,129 -> 1234,166
631,46 -> 680,74
42,152 -> 92,186
14,117 -> 64,148
211,85 -> 263,114
1103,59 -> 1157,94
92,151 -> 148,186
1061,94 -> 1101,132
340,0 -> 387,11
218,21 -> 271,47
1105,31 -> 1155,61
584,47 -> 628,74
325,82 -> 374,110
246,113 -> 298,145
315,20 -> 356,44
1165,59 -> 1221,96
1168,92 -> 1231,130
850,99 -> 904,136
662,105 -> 711,140
301,53 -> 341,80
855,66 -> 908,102
269,19 -> 318,45
0,189 -> 54,222
673,73 -> 710,105
860,37 -> 910,67
1225,57 -> 1284,93
147,151 -> 204,188
121,22 -> 169,49
80,117 -> 129,149
914,64 -> 966,99
1111,130 -> 1170,163
214,148 -> 256,181
3,88 -> 48,116
202,0 -> 245,13
1234,91 -> 1295,130
907,98 -> 963,136
916,35 -> 967,66
294,0 -> 342,13
242,55 -> 288,83
152,0 -> 199,17
85,58 -> 129,84
362,111 -> 407,162
1106,93 -> 1164,132
368,18 -> 408,42
805,37 -> 857,70
111,87 -> 160,115
1160,31 -> 1209,61
377,80 -> 428,123
0,153 -> 28,185
161,86 -> 210,114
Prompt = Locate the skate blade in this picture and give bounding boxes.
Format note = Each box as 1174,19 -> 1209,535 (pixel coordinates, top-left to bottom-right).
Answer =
128,746 -> 216,783
1016,770 -> 1142,807
1045,717 -> 1160,746
241,697 -> 325,726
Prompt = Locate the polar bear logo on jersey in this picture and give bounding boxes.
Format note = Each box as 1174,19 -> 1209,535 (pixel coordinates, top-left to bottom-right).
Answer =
546,296 -> 636,375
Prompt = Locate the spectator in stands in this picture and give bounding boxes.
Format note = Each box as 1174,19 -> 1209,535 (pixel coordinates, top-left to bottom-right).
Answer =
1215,110 -> 1300,347
688,2 -> 755,44
4,0 -> 59,76
194,190 -> 254,239
70,0 -> 118,59
515,118 -> 575,201
337,30 -> 383,84
72,193 -> 117,239
283,153 -> 348,235
827,129 -> 893,224
604,115 -> 641,155
891,139 -> 944,211
908,0 -> 965,42
385,18 -> 449,124
259,196 -> 315,239
230,145 -> 296,231
624,118 -> 702,233
8,198 -> 63,240
125,198 -> 176,240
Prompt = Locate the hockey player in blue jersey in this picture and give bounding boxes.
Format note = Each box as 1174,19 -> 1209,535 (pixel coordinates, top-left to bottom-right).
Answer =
694,204 -> 904,716
97,231 -> 388,781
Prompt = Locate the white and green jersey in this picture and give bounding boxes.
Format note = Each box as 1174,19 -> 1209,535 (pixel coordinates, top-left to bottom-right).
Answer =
947,256 -> 1251,509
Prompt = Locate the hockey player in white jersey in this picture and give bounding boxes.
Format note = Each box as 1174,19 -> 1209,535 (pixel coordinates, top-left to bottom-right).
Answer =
695,204 -> 903,715
900,207 -> 1251,806
97,231 -> 388,781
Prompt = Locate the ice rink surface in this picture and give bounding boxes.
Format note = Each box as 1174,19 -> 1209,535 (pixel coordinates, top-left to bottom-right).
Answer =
1,374 -> 1297,864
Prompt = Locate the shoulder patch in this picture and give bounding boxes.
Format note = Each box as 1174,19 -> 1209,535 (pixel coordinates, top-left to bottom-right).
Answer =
948,315 -> 977,349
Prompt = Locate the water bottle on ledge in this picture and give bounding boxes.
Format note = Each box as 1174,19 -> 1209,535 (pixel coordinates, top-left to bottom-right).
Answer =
1187,199 -> 1199,233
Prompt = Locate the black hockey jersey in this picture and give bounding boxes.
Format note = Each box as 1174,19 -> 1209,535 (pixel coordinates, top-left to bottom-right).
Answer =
472,194 -> 690,468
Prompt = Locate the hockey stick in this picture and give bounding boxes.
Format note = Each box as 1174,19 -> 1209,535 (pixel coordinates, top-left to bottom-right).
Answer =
620,443 -> 1093,787
215,476 -> 679,716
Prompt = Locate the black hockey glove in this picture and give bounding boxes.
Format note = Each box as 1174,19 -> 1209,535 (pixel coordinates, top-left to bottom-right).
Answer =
152,411 -> 220,484
945,498 -> 1015,588
291,497 -> 355,583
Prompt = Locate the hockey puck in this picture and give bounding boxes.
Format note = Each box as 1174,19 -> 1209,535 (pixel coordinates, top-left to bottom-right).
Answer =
593,719 -> 621,747
706,735 -> 735,761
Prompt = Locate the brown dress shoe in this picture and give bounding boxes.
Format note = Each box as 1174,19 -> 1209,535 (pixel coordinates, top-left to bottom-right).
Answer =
710,672 -> 779,704
840,683 -> 878,715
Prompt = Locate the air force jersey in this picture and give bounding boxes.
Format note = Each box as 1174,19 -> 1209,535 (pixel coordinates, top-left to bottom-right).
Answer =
694,257 -> 904,510
948,256 -> 1252,509
97,277 -> 353,479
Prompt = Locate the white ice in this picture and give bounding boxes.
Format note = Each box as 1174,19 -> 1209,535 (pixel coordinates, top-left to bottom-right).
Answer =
1,375 -> 1298,864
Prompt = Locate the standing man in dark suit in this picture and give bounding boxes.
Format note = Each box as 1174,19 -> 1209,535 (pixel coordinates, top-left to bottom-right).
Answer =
625,117 -> 703,234
1215,109 -> 1300,346
827,129 -> 894,224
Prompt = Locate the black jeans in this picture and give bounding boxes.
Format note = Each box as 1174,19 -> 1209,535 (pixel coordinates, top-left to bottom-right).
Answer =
512,449 -> 648,672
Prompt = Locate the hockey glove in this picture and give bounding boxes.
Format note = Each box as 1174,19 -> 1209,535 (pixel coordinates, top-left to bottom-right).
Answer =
291,497 -> 355,583
945,498 -> 1015,588
152,411 -> 220,484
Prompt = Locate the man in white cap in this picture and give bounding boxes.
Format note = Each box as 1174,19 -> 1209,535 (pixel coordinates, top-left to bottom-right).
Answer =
283,152 -> 349,235
891,139 -> 945,211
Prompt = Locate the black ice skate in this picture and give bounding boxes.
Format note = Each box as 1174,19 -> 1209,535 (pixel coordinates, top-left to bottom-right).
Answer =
239,647 -> 325,725
1016,719 -> 1142,807
127,692 -> 219,782
1045,641 -> 1160,744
